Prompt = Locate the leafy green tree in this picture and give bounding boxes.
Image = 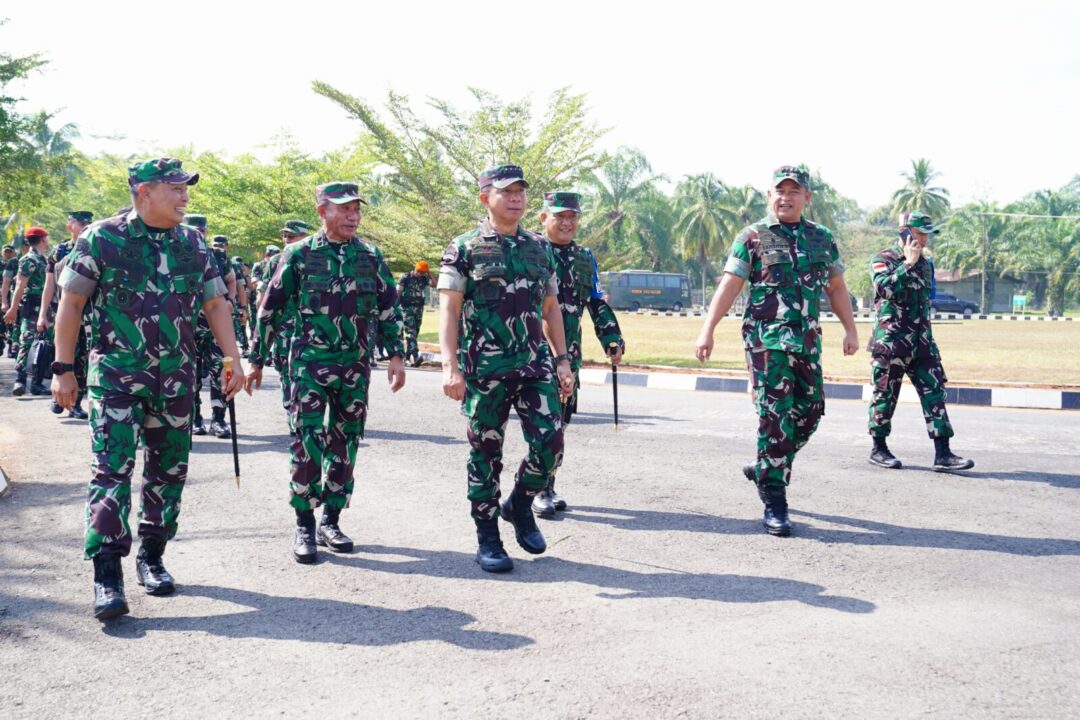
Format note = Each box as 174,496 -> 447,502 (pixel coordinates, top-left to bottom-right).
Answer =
935,201 -> 1009,313
1002,189 -> 1080,315
891,158 -> 950,218
578,146 -> 664,263
674,173 -> 738,297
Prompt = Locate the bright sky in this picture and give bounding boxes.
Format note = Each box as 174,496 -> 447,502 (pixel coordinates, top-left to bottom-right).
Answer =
5,1 -> 1078,210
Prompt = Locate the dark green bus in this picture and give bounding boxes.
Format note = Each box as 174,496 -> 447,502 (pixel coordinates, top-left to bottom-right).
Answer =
599,270 -> 692,312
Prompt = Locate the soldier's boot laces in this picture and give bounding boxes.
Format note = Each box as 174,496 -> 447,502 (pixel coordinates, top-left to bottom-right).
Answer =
532,484 -> 556,518
12,371 -> 27,397
135,538 -> 176,596
869,437 -> 902,469
316,506 -> 354,553
761,485 -> 792,537
210,409 -> 231,439
474,518 -> 513,573
92,553 -> 129,621
932,437 -> 974,473
293,510 -> 318,564
500,486 -> 547,555
69,393 -> 88,420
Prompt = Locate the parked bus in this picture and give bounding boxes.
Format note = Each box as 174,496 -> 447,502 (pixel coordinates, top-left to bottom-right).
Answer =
599,270 -> 692,311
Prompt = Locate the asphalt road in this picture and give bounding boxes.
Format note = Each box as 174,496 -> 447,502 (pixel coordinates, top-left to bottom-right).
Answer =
0,356 -> 1078,719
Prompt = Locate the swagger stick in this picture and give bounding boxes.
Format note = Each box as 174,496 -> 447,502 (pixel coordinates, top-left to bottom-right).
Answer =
223,357 -> 240,489
608,342 -> 619,432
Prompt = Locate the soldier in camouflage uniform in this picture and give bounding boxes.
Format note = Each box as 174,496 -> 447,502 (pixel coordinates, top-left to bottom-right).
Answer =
867,212 -> 974,473
3,239 -> 31,358
532,191 -> 624,517
696,166 -> 859,537
397,261 -> 434,366
209,235 -> 249,355
4,227 -> 51,396
0,244 -> 16,356
186,220 -> 235,439
247,183 -> 405,565
51,157 -> 246,620
438,164 -> 575,573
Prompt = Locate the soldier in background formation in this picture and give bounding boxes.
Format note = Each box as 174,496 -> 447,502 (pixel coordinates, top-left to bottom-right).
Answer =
696,166 -> 860,537
534,191 -> 623,517
51,157 -> 246,620
397,261 -> 434,367
866,212 -> 974,472
4,226 -> 51,396
438,164 -> 575,573
247,183 -> 405,564
0,243 -> 15,357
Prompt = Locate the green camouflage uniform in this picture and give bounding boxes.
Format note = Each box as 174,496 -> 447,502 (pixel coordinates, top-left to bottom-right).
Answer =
259,249 -> 299,414
439,219 -> 566,520
0,254 -> 13,352
723,213 -> 844,488
230,256 -> 249,351
252,225 -> 404,512
868,241 -> 953,440
12,246 -> 49,374
397,271 -> 429,361
47,240 -> 90,396
60,203 -> 226,558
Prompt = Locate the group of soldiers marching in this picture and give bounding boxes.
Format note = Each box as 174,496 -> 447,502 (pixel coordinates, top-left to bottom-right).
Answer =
4,157 -> 972,621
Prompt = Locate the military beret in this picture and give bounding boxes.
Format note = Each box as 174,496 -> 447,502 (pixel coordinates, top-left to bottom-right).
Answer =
25,226 -> 48,239
479,164 -> 528,190
129,157 -> 199,187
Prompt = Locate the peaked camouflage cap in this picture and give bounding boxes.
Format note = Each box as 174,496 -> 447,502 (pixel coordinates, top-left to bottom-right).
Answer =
543,191 -> 582,214
478,164 -> 528,190
316,182 -> 368,206
281,219 -> 313,236
2,244 -> 14,253
899,211 -> 941,234
211,234 -> 228,245
265,244 -> 281,255
67,211 -> 93,223
183,214 -> 208,231
771,165 -> 811,190
128,157 -> 199,187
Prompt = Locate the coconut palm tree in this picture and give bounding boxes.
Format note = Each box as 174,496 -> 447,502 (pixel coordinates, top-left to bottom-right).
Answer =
674,173 -> 739,300
579,146 -> 664,262
891,158 -> 950,219
935,201 -> 1009,312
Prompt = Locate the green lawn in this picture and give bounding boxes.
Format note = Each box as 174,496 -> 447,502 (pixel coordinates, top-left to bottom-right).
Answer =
416,309 -> 1080,387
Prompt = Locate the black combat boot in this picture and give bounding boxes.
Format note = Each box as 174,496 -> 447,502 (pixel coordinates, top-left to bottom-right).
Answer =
869,436 -> 902,469
192,407 -> 207,436
761,485 -> 792,537
51,400 -> 64,414
316,505 -> 354,553
293,509 -> 317,564
92,553 -> 129,620
933,437 -> 974,473
135,537 -> 176,595
532,484 -> 556,518
12,371 -> 27,396
29,358 -> 49,395
69,393 -> 88,420
474,518 -> 513,573
500,486 -> 547,554
210,408 -> 231,439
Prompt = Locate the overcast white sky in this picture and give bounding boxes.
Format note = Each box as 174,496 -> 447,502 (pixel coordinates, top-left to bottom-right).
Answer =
4,1 -> 1078,209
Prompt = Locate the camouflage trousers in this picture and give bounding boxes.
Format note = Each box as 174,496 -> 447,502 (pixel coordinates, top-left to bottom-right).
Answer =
549,369 -> 581,477
233,312 -> 248,351
193,322 -> 225,419
84,387 -> 194,558
287,355 -> 370,511
868,354 -> 954,439
13,318 -> 49,373
401,304 -> 424,360
748,349 -> 825,488
464,375 -> 564,520
271,323 -> 295,423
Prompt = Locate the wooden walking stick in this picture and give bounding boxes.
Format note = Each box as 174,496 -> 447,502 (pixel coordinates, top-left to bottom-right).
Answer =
223,357 -> 240,489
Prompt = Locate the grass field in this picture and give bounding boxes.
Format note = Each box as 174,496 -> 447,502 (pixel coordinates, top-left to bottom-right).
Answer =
416,309 -> 1080,387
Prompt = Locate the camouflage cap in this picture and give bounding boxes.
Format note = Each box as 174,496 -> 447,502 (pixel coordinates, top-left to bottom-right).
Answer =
183,214 -> 208,231
231,255 -> 244,264
128,157 -> 199,187
281,219 -> 313,236
2,244 -> 14,253
211,234 -> 228,246
899,211 -> 941,234
771,165 -> 811,190
543,191 -> 582,214
479,164 -> 528,190
315,182 -> 368,206
67,211 -> 93,224
265,244 -> 281,256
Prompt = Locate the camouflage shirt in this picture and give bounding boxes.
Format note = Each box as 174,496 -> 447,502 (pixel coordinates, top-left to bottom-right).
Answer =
17,247 -> 48,298
3,256 -> 16,279
723,214 -> 844,356
548,239 -> 623,372
869,244 -> 938,358
59,210 -> 227,396
438,219 -> 559,380
397,272 -> 429,307
251,230 -> 403,366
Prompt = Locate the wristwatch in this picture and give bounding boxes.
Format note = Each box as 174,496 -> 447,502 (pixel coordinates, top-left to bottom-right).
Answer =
554,353 -> 571,365
51,361 -> 74,376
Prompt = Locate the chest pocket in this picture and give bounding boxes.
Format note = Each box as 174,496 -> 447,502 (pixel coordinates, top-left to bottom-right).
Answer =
108,246 -> 150,313
471,242 -> 507,304
302,253 -> 333,310
760,249 -> 793,287
170,240 -> 204,318
520,242 -> 549,282
352,253 -> 378,314
572,251 -> 594,299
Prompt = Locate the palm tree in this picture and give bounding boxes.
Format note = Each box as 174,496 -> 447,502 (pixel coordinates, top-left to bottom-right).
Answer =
723,184 -> 766,227
891,158 -> 950,219
579,147 -> 664,261
935,201 -> 1009,312
1002,189 -> 1080,315
674,173 -> 739,300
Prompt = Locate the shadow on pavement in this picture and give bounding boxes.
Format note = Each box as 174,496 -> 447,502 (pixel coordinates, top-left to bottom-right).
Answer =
101,584 -> 533,650
795,510 -> 1080,556
328,545 -> 875,614
364,429 -> 466,446
569,411 -> 686,427
960,469 -> 1080,490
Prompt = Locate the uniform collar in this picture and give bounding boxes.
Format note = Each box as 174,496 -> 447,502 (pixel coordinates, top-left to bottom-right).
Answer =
310,229 -> 358,250
765,213 -> 804,233
126,209 -> 181,242
480,218 -> 526,243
